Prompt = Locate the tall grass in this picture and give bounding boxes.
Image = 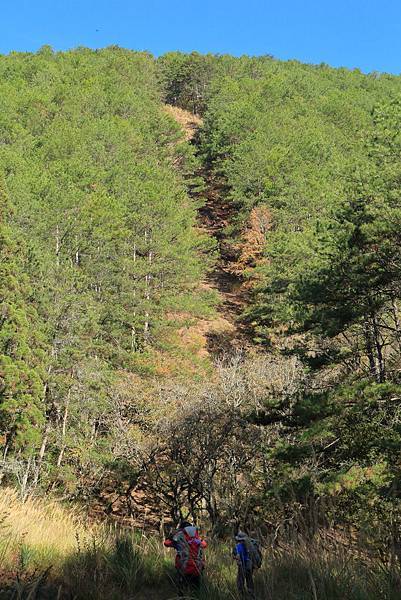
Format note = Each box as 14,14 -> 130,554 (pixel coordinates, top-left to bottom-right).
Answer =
0,488 -> 92,558
0,488 -> 400,599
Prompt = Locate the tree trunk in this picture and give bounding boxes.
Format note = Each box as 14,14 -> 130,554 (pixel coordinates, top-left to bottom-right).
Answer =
392,298 -> 401,353
57,389 -> 71,468
56,224 -> 60,267
364,319 -> 380,382
33,424 -> 50,487
131,242 -> 137,351
144,233 -> 152,344
371,313 -> 386,382
3,443 -> 9,460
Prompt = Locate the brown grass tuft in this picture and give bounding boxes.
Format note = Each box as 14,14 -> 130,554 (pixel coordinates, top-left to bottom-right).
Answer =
163,105 -> 202,140
0,488 -> 93,556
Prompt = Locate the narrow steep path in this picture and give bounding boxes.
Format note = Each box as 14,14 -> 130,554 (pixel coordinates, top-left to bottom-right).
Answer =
165,105 -> 251,355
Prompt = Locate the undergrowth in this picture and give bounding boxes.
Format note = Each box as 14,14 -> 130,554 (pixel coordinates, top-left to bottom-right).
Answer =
0,489 -> 400,599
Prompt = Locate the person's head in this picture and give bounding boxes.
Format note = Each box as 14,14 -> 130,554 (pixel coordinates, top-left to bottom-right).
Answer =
178,520 -> 192,530
235,530 -> 248,542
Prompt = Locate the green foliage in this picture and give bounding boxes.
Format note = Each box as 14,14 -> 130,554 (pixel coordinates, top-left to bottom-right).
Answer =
157,52 -> 269,115
0,47 -> 214,489
196,59 -> 401,339
189,55 -> 401,535
157,51 -> 216,114
0,175 -> 46,453
3,45 -> 401,548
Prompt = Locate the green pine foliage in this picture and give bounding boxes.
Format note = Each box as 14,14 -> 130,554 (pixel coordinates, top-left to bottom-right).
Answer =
189,57 -> 401,532
2,45 -> 401,545
0,47 -> 214,490
195,57 -> 401,361
0,176 -> 46,454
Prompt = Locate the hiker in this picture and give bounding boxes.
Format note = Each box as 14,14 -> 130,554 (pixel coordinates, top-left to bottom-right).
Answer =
233,530 -> 262,599
164,520 -> 207,595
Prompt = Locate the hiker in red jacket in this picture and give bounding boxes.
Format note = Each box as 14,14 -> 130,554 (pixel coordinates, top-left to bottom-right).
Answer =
164,520 -> 207,595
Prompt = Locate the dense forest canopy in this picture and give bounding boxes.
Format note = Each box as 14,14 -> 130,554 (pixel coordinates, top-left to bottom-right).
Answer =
165,52 -> 401,537
2,48 -> 401,555
0,47 -> 214,495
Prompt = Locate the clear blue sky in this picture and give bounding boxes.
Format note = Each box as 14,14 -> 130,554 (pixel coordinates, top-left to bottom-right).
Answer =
1,0 -> 401,74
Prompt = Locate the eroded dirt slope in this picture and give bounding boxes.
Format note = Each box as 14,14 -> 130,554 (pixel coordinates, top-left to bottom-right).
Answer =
165,104 -> 254,355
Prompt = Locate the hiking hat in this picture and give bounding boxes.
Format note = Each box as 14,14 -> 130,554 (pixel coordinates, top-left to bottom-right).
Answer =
179,520 -> 192,529
235,531 -> 247,541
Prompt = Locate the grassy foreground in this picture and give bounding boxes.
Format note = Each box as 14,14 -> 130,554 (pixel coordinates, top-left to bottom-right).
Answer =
0,489 -> 399,599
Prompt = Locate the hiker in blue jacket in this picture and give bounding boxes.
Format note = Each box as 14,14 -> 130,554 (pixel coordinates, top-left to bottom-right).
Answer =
233,531 -> 257,599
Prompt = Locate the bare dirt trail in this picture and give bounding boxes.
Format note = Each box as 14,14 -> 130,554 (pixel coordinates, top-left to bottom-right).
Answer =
165,105 -> 251,355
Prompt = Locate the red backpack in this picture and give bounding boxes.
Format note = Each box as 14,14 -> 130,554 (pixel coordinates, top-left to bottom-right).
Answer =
173,526 -> 205,576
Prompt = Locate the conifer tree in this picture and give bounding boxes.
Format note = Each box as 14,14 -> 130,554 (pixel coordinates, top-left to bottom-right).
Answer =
0,176 -> 45,456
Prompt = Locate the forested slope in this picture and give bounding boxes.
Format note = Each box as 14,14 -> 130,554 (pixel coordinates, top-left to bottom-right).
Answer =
2,49 -> 401,582
160,53 -> 401,541
0,47 -> 215,498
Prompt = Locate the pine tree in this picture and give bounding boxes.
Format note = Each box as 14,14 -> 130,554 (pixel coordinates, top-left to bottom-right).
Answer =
0,176 -> 46,455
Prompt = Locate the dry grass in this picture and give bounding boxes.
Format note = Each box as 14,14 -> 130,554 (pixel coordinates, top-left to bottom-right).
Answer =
0,488 -> 400,599
163,104 -> 202,140
0,488 -> 93,557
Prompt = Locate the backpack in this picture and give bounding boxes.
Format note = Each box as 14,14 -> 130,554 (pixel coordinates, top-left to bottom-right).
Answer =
247,538 -> 263,569
173,526 -> 204,576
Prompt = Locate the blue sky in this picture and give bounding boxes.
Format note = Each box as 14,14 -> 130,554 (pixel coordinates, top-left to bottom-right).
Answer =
1,0 -> 401,74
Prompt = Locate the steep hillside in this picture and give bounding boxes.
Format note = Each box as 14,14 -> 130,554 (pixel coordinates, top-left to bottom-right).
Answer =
2,51 -> 401,596
159,53 -> 401,548
165,104 -> 252,354
0,48 -> 215,500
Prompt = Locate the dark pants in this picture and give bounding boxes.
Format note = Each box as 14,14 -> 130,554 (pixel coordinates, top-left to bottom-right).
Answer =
237,564 -> 255,598
177,572 -> 201,596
